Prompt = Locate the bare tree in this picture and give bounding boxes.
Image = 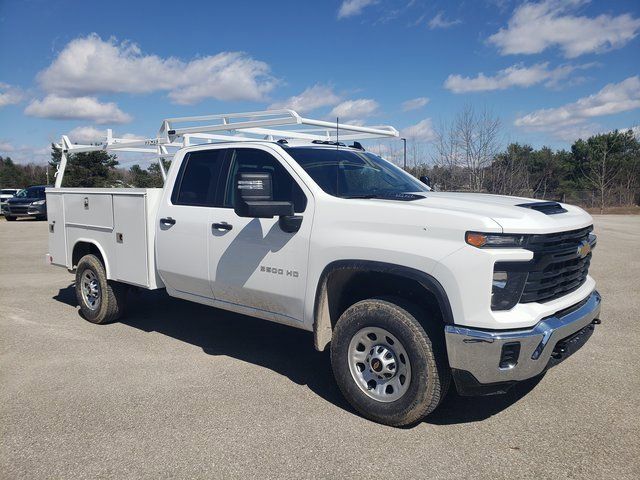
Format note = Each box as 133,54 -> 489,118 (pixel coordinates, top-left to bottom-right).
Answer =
432,118 -> 463,190
456,106 -> 502,191
433,105 -> 502,191
576,131 -> 631,214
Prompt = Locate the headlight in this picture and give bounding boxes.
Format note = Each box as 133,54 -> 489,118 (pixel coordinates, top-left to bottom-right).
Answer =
491,269 -> 528,310
31,200 -> 46,206
466,232 -> 526,248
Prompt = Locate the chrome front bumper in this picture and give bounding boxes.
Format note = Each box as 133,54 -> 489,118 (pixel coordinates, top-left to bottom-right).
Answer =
445,290 -> 601,392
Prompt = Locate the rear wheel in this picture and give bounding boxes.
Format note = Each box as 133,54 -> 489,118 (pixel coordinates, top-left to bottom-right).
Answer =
75,254 -> 127,324
330,297 -> 449,427
5,215 -> 16,221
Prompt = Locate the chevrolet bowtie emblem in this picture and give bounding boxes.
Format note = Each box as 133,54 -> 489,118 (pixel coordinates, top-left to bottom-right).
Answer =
577,240 -> 591,259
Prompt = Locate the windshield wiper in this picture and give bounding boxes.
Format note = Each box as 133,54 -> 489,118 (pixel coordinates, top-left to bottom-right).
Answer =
341,194 -> 380,199
340,193 -> 425,201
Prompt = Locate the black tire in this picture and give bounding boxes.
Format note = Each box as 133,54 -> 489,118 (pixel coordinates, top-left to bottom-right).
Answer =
5,215 -> 16,221
75,254 -> 127,324
330,297 -> 450,427
35,215 -> 47,221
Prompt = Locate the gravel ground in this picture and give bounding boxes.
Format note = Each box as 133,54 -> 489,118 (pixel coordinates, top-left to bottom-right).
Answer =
1,215 -> 639,479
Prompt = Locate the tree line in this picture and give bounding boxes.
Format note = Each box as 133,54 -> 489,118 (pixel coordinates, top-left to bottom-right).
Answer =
1,110 -> 638,213
405,106 -> 639,213
0,146 -> 166,190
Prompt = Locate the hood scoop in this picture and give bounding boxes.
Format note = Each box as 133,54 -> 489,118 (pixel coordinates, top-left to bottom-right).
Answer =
516,201 -> 567,215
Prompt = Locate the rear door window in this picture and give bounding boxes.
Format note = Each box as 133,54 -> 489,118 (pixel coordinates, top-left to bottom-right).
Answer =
171,149 -> 227,207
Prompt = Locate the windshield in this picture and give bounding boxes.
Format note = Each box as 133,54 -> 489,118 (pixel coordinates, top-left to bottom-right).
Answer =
286,147 -> 428,199
1,189 -> 17,195
16,187 -> 45,199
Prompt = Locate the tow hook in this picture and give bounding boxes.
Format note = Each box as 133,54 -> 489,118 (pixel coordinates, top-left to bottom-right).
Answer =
551,344 -> 566,360
551,319 -> 601,360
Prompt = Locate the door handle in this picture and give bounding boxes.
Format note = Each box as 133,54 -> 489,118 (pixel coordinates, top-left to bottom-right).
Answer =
212,222 -> 233,231
160,217 -> 176,226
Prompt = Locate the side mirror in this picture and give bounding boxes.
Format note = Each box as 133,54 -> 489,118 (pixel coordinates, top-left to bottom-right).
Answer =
234,172 -> 294,219
419,175 -> 431,187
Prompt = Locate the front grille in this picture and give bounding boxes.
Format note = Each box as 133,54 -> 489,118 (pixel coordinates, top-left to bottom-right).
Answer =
7,205 -> 29,214
520,226 -> 594,303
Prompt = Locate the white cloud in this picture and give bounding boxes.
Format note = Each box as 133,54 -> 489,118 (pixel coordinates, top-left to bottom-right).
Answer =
330,99 -> 379,120
488,0 -> 640,58
0,83 -> 24,108
428,12 -> 462,29
541,123 -> 640,142
338,0 -> 377,19
444,62 -> 594,93
0,141 -> 15,152
37,34 -> 277,105
402,118 -> 436,141
67,126 -> 143,144
515,76 -> 640,139
268,84 -> 341,113
401,97 -> 429,111
24,95 -> 132,124
0,142 -> 51,164
515,76 -> 640,128
549,123 -> 602,142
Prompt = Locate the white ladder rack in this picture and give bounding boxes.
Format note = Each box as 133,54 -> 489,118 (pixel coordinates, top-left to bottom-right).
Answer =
53,109 -> 399,187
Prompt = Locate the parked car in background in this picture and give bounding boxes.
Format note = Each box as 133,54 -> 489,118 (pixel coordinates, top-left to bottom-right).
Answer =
0,188 -> 20,216
4,185 -> 49,221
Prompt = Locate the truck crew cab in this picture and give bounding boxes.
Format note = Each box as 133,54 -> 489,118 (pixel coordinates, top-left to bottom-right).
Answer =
46,110 -> 601,426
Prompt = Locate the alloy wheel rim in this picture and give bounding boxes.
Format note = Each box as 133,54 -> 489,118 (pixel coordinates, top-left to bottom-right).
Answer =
347,326 -> 411,402
81,269 -> 101,311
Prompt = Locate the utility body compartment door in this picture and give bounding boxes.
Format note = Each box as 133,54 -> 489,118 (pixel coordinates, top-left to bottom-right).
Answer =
45,192 -> 67,267
113,194 -> 149,286
64,193 -> 114,229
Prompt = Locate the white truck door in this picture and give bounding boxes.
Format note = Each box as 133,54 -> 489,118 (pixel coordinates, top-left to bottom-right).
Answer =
207,146 -> 314,323
155,148 -> 228,300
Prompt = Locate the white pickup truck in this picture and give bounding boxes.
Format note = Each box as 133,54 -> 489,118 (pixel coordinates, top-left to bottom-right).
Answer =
46,110 -> 601,426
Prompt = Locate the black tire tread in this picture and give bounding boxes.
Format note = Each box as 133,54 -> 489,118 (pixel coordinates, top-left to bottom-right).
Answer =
331,296 -> 450,427
75,254 -> 126,324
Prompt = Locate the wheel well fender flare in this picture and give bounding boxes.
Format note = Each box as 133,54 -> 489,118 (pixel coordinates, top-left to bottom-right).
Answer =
71,239 -> 111,278
312,260 -> 454,351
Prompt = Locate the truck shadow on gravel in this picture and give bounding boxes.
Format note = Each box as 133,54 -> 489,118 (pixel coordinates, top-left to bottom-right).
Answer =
54,285 -> 542,426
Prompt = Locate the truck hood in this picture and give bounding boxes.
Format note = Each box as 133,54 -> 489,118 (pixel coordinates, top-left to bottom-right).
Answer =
407,192 -> 593,234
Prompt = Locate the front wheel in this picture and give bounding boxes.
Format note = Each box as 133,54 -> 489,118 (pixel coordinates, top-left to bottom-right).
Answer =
330,298 -> 449,427
75,254 -> 127,324
5,215 -> 16,221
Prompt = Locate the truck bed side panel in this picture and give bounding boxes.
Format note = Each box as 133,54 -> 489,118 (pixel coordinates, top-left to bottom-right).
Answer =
46,188 -> 163,290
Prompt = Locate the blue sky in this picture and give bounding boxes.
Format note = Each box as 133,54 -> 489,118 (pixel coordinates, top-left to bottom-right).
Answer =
0,0 -> 639,166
